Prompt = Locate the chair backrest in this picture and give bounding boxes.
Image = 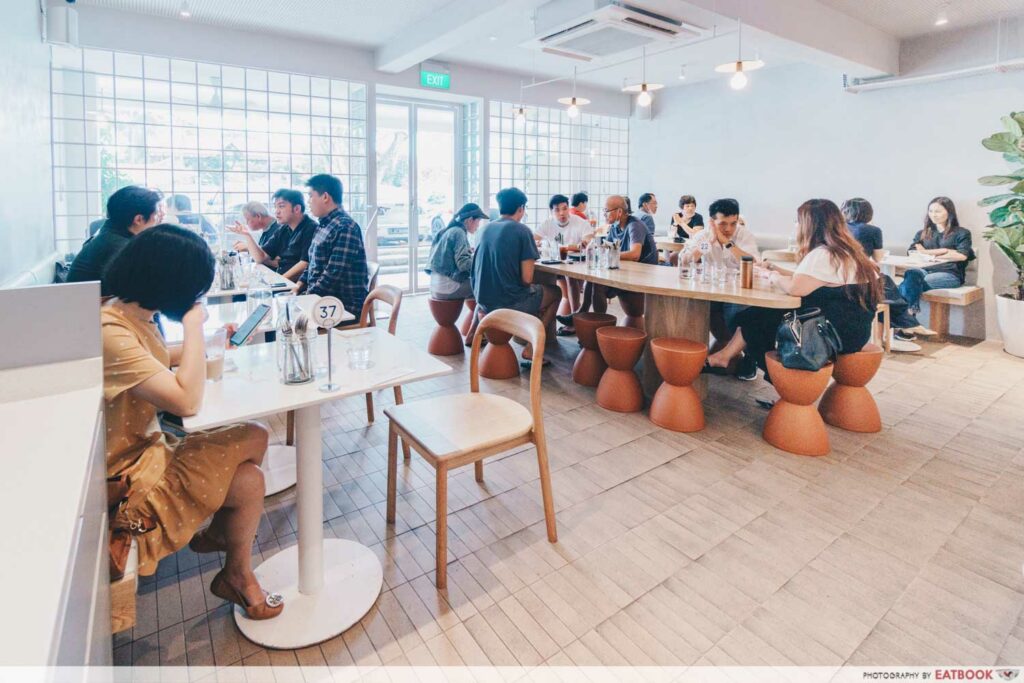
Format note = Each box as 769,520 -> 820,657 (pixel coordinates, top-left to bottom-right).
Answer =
469,309 -> 546,432
359,284 -> 402,335
366,261 -> 380,291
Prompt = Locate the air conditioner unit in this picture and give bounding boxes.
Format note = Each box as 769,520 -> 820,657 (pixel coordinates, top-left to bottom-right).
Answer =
523,0 -> 704,62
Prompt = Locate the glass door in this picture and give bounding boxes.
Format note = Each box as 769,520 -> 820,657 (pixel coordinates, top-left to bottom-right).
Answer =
374,100 -> 458,292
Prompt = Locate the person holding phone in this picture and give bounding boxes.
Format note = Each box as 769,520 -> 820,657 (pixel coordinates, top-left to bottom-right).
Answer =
101,225 -> 282,621
670,195 -> 704,242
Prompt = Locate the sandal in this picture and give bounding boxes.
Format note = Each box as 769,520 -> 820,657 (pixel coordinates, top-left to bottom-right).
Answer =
701,361 -> 729,376
556,326 -> 576,336
210,571 -> 284,621
189,528 -> 227,554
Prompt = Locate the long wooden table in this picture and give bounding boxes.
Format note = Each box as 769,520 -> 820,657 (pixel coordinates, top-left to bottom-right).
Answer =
536,261 -> 800,396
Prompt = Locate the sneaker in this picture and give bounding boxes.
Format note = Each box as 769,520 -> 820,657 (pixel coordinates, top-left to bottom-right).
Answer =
890,339 -> 922,353
893,329 -> 917,342
555,314 -> 575,327
903,325 -> 937,337
736,355 -> 757,381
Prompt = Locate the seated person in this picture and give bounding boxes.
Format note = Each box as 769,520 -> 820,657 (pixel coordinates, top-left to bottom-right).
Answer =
535,194 -> 595,335
636,192 -> 658,235
68,186 -> 164,294
570,191 -> 592,225
471,187 -> 560,336
841,197 -> 925,340
229,189 -> 316,282
231,201 -> 279,253
898,196 -> 974,332
166,194 -> 217,243
101,225 -> 281,620
297,174 -> 369,318
587,194 -> 658,318
670,195 -> 704,242
708,199 -> 881,383
426,202 -> 487,300
680,198 -> 760,378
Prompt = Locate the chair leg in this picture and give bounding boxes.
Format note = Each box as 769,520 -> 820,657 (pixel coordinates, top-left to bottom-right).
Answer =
474,460 -> 484,483
365,393 -> 374,424
285,411 -> 294,446
534,440 -> 558,543
393,386 -> 411,461
435,464 -> 448,589
882,305 -> 891,353
386,423 -> 398,524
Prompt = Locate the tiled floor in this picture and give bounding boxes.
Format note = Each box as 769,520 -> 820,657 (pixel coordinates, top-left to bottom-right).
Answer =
116,294 -> 1024,667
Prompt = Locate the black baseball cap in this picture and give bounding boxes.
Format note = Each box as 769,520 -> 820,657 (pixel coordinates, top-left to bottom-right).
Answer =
455,203 -> 489,221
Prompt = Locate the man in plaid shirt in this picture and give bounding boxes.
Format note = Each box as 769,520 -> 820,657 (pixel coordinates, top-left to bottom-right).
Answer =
299,174 -> 369,317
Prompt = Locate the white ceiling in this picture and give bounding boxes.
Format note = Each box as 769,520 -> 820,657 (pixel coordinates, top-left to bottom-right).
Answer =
817,0 -> 1024,39
68,0 -> 1024,90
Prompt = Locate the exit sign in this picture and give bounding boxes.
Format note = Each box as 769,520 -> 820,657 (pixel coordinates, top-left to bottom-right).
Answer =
420,69 -> 451,90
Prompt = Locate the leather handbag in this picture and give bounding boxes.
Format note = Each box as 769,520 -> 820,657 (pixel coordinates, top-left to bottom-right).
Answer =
775,307 -> 843,371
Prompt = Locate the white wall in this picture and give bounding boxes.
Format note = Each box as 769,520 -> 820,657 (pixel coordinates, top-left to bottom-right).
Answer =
629,62 -> 1024,340
0,1 -> 55,286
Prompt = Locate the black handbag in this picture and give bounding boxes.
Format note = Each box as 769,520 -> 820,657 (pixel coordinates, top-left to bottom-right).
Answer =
775,307 -> 843,371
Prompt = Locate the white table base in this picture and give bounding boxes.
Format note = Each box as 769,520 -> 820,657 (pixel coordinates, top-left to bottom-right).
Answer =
236,404 -> 383,648
261,444 -> 296,496
234,539 -> 383,649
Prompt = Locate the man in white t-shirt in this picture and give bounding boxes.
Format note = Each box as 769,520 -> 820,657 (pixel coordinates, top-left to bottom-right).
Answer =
685,198 -> 761,380
534,194 -> 594,335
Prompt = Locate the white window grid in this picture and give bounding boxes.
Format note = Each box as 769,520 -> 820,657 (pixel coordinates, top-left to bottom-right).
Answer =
49,44 -> 368,253
487,100 -> 628,230
462,101 -> 482,206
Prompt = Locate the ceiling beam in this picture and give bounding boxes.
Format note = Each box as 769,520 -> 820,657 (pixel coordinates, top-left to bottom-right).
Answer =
375,0 -> 540,74
684,0 -> 900,76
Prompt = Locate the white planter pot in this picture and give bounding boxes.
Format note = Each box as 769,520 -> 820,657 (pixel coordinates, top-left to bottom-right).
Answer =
996,294 -> 1024,358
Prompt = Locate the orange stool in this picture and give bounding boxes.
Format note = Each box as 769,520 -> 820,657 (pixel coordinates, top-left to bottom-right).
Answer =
619,293 -> 645,331
572,313 -> 617,387
649,338 -> 706,432
460,298 -> 477,337
762,352 -> 833,456
479,327 -> 519,379
427,298 -> 465,356
819,344 -> 883,433
596,326 -> 647,412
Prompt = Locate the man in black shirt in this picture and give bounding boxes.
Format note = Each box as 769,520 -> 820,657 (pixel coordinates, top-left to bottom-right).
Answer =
228,189 -> 315,282
67,186 -> 164,295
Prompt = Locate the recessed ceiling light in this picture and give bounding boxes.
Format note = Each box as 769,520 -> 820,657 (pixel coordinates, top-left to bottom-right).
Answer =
935,3 -> 950,25
489,35 -> 497,41
179,1 -> 191,18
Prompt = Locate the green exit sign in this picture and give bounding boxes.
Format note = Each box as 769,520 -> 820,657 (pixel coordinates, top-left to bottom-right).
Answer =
420,69 -> 451,90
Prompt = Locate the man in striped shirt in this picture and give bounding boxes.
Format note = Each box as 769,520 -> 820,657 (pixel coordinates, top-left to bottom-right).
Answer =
298,174 -> 368,318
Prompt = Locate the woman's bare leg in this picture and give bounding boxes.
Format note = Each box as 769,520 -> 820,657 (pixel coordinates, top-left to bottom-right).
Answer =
707,327 -> 747,368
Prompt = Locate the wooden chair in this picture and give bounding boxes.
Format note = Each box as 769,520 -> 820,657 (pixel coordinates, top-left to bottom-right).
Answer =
384,309 -> 558,589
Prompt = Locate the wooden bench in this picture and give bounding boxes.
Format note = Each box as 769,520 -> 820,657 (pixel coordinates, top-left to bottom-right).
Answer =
922,286 -> 984,342
110,539 -> 139,634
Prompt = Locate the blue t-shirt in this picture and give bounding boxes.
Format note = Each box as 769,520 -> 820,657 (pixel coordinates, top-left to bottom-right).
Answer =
609,216 -> 659,264
471,218 -> 539,310
847,222 -> 883,257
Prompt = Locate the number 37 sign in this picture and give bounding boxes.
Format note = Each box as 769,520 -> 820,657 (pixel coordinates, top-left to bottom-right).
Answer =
312,296 -> 346,329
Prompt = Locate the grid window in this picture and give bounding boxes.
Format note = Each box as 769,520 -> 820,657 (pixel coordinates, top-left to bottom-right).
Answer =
462,101 -> 481,206
487,101 -> 628,231
50,44 -> 368,253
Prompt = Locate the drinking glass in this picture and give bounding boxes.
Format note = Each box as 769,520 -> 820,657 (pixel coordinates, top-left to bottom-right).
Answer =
247,287 -> 272,317
678,252 -> 694,280
205,328 -> 227,381
346,330 -> 375,370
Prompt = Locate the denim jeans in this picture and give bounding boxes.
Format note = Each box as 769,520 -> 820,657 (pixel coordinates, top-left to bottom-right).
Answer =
898,268 -> 962,313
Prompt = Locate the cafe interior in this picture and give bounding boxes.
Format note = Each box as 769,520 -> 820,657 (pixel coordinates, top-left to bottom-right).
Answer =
3,0 -> 1024,678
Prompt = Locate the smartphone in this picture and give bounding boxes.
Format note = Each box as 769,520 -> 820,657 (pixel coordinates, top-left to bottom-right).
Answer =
229,303 -> 271,347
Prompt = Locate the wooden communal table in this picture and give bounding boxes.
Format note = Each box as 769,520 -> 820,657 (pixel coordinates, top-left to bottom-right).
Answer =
536,261 -> 800,396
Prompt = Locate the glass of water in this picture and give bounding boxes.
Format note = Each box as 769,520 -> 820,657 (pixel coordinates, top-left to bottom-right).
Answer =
346,330 -> 375,370
247,287 -> 272,316
678,252 -> 694,280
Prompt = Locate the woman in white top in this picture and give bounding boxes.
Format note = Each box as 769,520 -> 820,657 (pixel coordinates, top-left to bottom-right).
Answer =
707,199 -> 882,377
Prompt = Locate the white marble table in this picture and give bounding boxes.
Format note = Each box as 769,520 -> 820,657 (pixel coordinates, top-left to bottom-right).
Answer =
206,264 -> 294,303
181,327 -> 451,648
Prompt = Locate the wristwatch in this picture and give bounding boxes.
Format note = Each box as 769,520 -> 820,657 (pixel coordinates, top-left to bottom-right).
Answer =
724,241 -> 735,250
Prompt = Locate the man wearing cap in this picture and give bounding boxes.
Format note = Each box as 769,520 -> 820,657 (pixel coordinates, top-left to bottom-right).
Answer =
426,202 -> 488,301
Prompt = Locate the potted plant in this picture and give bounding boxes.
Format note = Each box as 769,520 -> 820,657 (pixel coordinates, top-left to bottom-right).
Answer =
978,113 -> 1024,357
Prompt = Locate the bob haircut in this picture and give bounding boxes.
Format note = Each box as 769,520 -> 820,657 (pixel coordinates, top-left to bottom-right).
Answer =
107,186 -> 163,232
104,224 -> 215,321
841,197 -> 874,224
678,195 -> 697,209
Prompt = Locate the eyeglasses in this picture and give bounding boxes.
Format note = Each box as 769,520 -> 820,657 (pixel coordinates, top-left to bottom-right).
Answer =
602,208 -> 620,216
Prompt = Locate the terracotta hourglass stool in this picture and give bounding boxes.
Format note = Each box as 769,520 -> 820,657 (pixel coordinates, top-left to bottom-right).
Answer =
818,344 -> 883,433
619,292 -> 646,331
649,338 -> 707,432
572,313 -> 617,386
762,352 -> 833,456
460,298 -> 477,337
427,298 -> 466,356
479,326 -> 520,379
596,326 -> 648,412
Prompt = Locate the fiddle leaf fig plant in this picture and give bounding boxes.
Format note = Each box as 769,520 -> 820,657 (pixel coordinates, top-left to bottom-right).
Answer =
979,112 -> 1024,300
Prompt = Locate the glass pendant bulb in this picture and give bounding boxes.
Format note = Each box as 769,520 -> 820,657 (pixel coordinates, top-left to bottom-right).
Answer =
637,86 -> 652,107
730,69 -> 748,90
567,101 -> 580,118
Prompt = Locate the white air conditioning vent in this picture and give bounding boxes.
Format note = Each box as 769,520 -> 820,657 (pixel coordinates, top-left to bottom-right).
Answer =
524,0 -> 704,62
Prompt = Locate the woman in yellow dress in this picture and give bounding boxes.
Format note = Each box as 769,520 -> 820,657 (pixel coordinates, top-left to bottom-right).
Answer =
102,224 -> 282,620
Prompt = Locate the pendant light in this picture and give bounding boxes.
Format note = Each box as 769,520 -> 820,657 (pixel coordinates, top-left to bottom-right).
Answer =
557,67 -> 589,119
714,19 -> 764,90
514,80 -> 526,125
622,46 -> 664,107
